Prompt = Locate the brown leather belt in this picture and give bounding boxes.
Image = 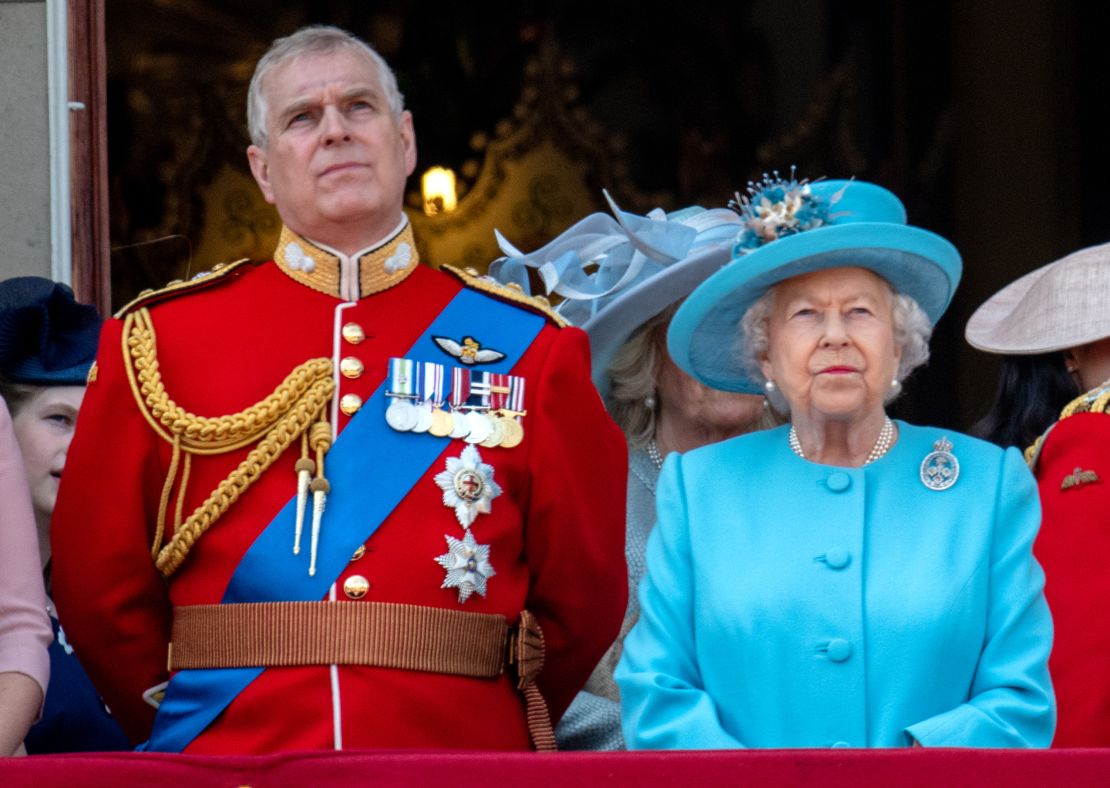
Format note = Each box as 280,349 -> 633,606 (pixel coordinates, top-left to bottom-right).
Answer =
169,601 -> 555,750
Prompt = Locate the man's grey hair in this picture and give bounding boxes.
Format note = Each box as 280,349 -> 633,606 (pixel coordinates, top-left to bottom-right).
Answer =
247,25 -> 405,149
738,280 -> 933,413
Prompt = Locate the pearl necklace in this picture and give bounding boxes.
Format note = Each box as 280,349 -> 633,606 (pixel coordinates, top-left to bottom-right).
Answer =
646,440 -> 665,470
789,417 -> 896,465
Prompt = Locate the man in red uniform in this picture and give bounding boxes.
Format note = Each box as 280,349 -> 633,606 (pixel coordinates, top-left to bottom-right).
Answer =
51,25 -> 627,753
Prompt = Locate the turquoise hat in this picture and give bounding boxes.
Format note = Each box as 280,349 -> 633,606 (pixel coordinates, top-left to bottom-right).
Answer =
667,176 -> 962,394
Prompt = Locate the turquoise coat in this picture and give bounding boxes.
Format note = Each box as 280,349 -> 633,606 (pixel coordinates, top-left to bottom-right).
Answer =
616,422 -> 1055,749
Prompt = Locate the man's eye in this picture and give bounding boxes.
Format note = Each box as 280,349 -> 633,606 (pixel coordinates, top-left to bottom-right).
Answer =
47,413 -> 74,427
288,112 -> 312,126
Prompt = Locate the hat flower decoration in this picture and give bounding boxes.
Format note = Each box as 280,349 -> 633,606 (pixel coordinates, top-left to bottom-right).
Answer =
488,191 -> 743,387
731,169 -> 846,252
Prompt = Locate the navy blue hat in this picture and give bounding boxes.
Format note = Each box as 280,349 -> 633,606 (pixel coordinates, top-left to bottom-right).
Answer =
0,277 -> 102,385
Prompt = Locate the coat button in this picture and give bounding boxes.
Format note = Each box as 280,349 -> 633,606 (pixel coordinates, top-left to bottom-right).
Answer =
341,322 -> 365,344
351,544 -> 366,562
826,472 -> 851,492
825,548 -> 851,570
340,393 -> 363,415
340,356 -> 364,379
827,638 -> 852,662
343,575 -> 370,599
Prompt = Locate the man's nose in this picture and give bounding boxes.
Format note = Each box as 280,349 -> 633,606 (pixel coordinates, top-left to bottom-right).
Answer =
320,106 -> 351,145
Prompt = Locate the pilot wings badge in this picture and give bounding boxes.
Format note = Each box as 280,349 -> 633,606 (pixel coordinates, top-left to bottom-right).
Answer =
433,335 -> 506,365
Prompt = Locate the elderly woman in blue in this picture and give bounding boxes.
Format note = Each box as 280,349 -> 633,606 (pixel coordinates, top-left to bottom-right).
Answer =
615,175 -> 1055,749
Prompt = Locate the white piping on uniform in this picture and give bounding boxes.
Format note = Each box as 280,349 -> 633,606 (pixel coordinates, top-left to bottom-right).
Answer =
328,304 -> 356,749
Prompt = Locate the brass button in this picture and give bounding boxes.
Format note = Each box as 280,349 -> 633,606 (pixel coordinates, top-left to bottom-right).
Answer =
340,356 -> 364,379
339,393 -> 363,415
342,322 -> 365,344
351,545 -> 366,561
343,574 -> 370,599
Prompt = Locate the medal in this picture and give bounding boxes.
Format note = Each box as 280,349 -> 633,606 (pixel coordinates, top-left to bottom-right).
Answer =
427,362 -> 453,437
480,415 -> 506,448
481,373 -> 510,448
920,436 -> 959,491
385,358 -> 419,431
407,362 -> 432,433
464,410 -> 492,444
497,375 -> 526,449
464,372 -> 493,444
433,443 -> 502,528
411,402 -> 434,433
385,399 -> 418,431
498,415 -> 524,448
448,367 -> 471,440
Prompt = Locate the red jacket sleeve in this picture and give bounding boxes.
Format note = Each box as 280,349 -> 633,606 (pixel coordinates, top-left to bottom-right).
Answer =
523,326 -> 628,720
51,317 -> 172,744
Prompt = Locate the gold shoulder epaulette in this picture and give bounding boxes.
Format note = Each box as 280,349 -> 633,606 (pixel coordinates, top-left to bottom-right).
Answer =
441,265 -> 568,328
1024,379 -> 1110,465
114,258 -> 254,318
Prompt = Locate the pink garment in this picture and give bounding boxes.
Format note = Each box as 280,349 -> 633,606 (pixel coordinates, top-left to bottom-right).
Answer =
0,397 -> 51,698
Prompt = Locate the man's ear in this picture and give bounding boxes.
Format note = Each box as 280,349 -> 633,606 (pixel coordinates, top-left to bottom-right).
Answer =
247,144 -> 275,205
399,111 -> 417,176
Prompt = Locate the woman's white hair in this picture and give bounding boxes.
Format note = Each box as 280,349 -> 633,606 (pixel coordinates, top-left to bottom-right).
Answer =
247,25 -> 405,148
738,280 -> 933,413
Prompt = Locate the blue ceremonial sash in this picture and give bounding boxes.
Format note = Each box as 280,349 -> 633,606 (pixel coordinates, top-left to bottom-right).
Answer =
144,287 -> 544,752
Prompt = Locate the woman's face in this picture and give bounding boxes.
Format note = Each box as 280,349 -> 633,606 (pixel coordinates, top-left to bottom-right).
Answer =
11,386 -> 85,522
1065,336 -> 1110,393
656,345 -> 766,440
760,266 -> 900,422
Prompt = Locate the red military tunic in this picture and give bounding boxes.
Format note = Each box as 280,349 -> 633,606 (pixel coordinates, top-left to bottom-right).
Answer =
1029,386 -> 1110,746
51,222 -> 627,753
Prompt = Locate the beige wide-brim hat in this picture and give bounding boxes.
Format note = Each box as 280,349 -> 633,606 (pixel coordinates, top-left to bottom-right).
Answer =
966,242 -> 1110,354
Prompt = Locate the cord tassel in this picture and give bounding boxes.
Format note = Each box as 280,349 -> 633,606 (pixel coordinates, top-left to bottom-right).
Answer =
293,457 -> 315,554
308,477 -> 330,576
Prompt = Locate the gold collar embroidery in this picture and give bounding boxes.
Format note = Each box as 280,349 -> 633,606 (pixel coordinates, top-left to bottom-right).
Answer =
273,221 -> 420,299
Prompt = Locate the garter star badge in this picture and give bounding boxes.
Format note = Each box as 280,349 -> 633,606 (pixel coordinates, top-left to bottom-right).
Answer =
920,436 -> 959,491
435,531 -> 496,603
434,444 -> 502,528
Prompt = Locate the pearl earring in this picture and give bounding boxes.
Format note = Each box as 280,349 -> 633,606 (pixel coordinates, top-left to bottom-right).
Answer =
644,394 -> 657,409
890,378 -> 902,396
764,380 -> 776,394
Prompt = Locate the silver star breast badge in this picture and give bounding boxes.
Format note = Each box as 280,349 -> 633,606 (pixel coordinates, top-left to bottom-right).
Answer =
435,531 -> 496,603
433,444 -> 502,528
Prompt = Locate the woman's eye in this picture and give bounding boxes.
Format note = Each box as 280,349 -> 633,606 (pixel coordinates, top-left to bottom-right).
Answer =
849,306 -> 873,317
46,413 -> 74,427
791,308 -> 816,318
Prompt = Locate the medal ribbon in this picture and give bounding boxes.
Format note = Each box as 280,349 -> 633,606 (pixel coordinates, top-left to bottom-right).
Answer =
488,373 -> 510,412
468,371 -> 491,412
388,357 -> 414,400
145,288 -> 545,753
509,375 -> 525,416
424,361 -> 444,407
450,367 -> 470,409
